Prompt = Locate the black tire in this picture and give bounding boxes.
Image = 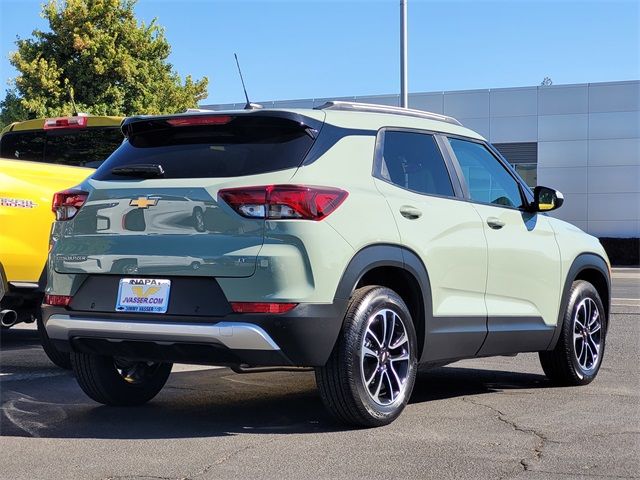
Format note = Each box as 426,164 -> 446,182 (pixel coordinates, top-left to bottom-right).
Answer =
71,352 -> 172,406
539,280 -> 607,386
316,286 -> 418,427
193,207 -> 206,232
36,313 -> 72,370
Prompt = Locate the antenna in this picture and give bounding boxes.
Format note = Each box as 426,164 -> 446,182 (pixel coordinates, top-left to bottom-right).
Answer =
234,53 -> 262,110
65,80 -> 79,116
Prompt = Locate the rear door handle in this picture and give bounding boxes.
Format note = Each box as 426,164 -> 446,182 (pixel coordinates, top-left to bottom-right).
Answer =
399,206 -> 422,220
486,217 -> 505,229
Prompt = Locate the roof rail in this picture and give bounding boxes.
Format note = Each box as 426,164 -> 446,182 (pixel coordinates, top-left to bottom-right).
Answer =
314,101 -> 462,126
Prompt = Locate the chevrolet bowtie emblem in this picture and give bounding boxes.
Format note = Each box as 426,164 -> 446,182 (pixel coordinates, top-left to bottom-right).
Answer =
130,197 -> 158,208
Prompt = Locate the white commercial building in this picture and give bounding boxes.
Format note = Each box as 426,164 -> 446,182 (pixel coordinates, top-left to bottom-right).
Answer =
203,80 -> 640,239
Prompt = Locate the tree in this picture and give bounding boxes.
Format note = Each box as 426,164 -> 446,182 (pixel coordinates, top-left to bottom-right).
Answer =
1,0 -> 208,126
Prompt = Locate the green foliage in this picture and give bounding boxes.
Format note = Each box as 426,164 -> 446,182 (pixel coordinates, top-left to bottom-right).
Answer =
1,0 -> 208,126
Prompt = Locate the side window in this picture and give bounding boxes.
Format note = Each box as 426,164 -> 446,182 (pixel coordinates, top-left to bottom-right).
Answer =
44,128 -> 124,167
449,138 -> 524,208
0,131 -> 46,162
378,131 -> 454,197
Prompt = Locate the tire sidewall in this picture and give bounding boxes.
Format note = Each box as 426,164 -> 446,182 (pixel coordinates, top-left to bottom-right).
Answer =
72,353 -> 172,405
564,282 -> 606,383
347,288 -> 418,423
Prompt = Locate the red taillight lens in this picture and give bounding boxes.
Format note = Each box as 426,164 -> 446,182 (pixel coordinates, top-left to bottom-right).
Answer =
43,116 -> 88,129
166,115 -> 232,127
44,294 -> 72,306
230,302 -> 297,314
219,185 -> 348,221
52,189 -> 88,221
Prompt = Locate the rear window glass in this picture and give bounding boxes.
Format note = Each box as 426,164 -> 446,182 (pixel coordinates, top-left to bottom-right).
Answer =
92,115 -> 317,180
0,131 -> 46,161
0,127 -> 123,168
44,128 -> 124,167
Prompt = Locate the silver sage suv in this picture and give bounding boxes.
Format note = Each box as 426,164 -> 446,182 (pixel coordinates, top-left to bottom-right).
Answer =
43,102 -> 611,426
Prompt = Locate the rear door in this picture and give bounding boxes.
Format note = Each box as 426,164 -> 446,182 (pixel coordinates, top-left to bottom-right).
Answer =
51,112 -> 324,278
445,137 -> 561,355
373,129 -> 489,361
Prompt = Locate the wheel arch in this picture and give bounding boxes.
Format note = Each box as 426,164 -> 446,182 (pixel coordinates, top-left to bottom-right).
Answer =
547,252 -> 611,350
334,244 -> 432,361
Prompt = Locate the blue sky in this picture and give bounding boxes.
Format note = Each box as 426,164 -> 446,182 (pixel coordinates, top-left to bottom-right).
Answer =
1,0 -> 638,105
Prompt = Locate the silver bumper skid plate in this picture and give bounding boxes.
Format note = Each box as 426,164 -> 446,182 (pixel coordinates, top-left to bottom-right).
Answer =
46,315 -> 280,351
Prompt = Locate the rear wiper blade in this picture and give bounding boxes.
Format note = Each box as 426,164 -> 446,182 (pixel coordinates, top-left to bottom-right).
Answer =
111,164 -> 165,178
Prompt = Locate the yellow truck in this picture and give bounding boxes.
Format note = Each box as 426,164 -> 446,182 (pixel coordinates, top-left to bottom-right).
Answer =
0,115 -> 123,367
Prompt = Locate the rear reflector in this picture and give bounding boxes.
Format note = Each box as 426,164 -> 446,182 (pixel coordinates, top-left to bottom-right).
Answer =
219,185 -> 348,221
166,115 -> 232,127
44,116 -> 88,129
44,294 -> 72,307
230,302 -> 297,314
52,189 -> 88,221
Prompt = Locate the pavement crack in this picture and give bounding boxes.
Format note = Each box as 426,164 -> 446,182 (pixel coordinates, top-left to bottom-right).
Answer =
463,396 -> 551,475
102,476 -> 175,480
185,439 -> 275,479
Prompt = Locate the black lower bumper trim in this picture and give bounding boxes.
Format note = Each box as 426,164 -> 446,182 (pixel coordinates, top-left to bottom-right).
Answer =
43,300 -> 347,367
55,338 -> 292,367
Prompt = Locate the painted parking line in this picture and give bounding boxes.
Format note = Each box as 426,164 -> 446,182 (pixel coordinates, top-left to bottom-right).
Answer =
0,365 -> 221,382
0,371 -> 69,382
171,364 -> 222,373
612,298 -> 640,304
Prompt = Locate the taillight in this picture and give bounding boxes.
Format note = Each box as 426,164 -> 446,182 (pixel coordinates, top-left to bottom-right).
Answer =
44,294 -> 72,307
219,185 -> 348,221
230,302 -> 297,314
43,116 -> 88,129
52,189 -> 88,221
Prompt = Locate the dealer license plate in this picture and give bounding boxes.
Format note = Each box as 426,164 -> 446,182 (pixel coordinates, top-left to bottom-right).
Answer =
116,278 -> 171,313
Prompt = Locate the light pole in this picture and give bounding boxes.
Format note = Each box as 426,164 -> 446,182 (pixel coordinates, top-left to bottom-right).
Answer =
400,0 -> 408,108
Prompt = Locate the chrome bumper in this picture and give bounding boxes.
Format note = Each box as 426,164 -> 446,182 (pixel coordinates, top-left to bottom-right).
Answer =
45,315 -> 281,351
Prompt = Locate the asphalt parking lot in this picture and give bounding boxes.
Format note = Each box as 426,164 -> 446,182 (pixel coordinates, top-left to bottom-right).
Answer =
1,269 -> 638,480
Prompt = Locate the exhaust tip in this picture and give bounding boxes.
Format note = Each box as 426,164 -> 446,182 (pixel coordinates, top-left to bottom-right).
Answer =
0,309 -> 18,328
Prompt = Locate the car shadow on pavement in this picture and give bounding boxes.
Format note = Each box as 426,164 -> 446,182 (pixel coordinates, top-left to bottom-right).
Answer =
412,366 -> 549,403
1,360 -> 551,440
0,326 -> 40,350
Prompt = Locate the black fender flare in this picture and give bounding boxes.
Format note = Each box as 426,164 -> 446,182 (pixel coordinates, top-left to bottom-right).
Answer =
547,252 -> 611,350
333,244 -> 433,359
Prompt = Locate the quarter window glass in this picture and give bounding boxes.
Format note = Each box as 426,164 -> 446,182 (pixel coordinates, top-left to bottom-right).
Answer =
449,139 -> 524,208
379,131 -> 454,197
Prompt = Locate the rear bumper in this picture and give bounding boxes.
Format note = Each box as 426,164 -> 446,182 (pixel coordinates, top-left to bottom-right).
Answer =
42,301 -> 347,367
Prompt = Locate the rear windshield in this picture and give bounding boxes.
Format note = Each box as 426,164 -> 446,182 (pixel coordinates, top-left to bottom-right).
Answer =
0,131 -> 45,161
0,127 -> 123,168
92,115 -> 317,180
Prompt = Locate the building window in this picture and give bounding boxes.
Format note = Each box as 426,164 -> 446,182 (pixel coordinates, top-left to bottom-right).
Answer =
513,163 -> 537,188
493,142 -> 538,187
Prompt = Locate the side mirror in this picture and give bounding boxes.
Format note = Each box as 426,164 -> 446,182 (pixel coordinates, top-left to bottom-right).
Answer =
532,186 -> 564,212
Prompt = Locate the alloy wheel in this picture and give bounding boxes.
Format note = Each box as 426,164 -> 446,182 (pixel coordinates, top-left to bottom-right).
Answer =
360,308 -> 411,406
573,297 -> 602,372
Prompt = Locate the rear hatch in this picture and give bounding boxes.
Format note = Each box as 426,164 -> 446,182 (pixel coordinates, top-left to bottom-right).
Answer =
51,111 -> 325,278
